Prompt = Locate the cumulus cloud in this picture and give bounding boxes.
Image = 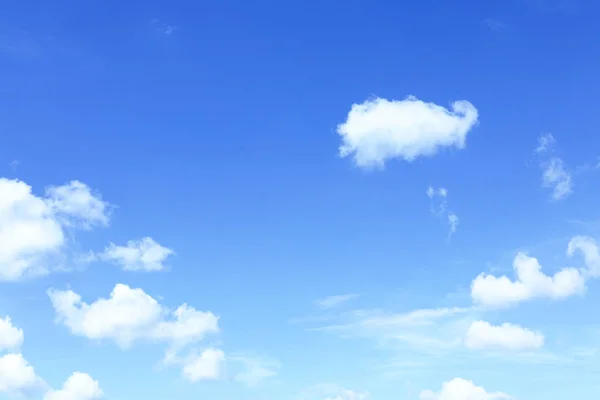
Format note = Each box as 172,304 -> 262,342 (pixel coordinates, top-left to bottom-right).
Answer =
420,378 -> 512,400
0,316 -> 24,351
0,178 -> 110,281
465,321 -> 544,351
0,353 -> 42,394
337,96 -> 478,168
48,283 -> 219,349
0,318 -> 100,398
49,283 -> 222,382
181,348 -> 225,382
314,294 -> 359,310
44,372 -> 103,400
99,237 -> 174,272
471,252 -> 585,308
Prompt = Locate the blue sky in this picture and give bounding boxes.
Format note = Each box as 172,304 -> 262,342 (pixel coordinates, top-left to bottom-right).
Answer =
1,0 -> 600,399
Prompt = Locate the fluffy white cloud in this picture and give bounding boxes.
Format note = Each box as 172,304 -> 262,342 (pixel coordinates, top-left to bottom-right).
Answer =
337,96 -> 478,168
568,236 -> 600,277
48,283 -> 219,349
314,294 -> 359,310
542,158 -> 572,200
0,318 -> 102,398
45,181 -> 110,228
0,353 -> 42,394
420,378 -> 512,400
99,237 -> 174,272
471,252 -> 585,308
0,178 -> 110,281
0,316 -> 24,351
181,348 -> 225,382
465,321 -> 544,351
44,372 -> 103,400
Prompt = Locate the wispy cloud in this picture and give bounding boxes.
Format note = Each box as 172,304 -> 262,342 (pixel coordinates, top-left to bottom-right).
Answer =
535,133 -> 573,201
427,186 -> 459,239
230,355 -> 280,387
308,306 -> 475,354
483,19 -> 509,31
314,294 -> 360,310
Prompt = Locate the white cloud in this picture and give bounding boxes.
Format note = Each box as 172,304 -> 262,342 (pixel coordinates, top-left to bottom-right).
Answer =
427,186 -> 459,237
44,372 -> 103,400
0,318 -> 102,398
0,353 -> 42,394
45,181 -> 110,228
420,378 -> 512,400
534,134 -> 573,201
232,355 -> 280,387
312,307 -> 470,352
535,133 -> 556,153
337,96 -> 478,168
448,213 -> 459,236
0,178 -> 110,281
48,283 -> 219,349
314,294 -> 359,310
542,158 -> 572,200
471,252 -> 585,308
465,320 -> 544,351
181,348 -> 225,382
0,316 -> 24,351
567,236 -> 600,277
99,237 -> 174,272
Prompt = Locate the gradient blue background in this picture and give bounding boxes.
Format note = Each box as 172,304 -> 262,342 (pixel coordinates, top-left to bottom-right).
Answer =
1,0 -> 600,399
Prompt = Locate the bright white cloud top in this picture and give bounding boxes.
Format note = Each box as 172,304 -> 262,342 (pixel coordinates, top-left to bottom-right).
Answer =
420,378 -> 513,400
99,237 -> 174,272
465,320 -> 544,351
471,251 -> 586,308
337,96 -> 478,168
0,316 -> 102,398
48,283 -> 219,349
181,348 -> 225,382
0,178 -> 110,281
0,317 -> 24,351
43,372 -> 103,400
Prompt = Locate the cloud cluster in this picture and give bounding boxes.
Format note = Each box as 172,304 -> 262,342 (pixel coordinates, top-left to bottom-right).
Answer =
471,236 -> 600,308
471,252 -> 585,308
0,316 -> 101,399
49,283 -> 222,382
337,96 -> 478,168
0,178 -> 110,281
